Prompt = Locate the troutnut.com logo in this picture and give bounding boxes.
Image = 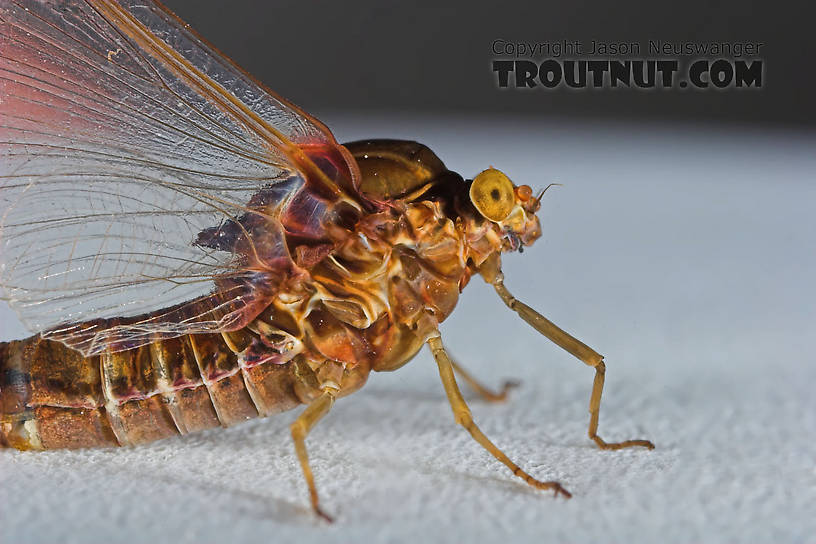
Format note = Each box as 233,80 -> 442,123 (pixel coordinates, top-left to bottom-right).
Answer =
491,40 -> 764,90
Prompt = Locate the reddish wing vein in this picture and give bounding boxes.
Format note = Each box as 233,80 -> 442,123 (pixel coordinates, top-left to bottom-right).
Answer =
0,0 -> 341,355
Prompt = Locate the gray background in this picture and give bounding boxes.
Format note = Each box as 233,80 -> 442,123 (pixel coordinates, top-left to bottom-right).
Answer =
158,0 -> 814,127
2,1 -> 815,543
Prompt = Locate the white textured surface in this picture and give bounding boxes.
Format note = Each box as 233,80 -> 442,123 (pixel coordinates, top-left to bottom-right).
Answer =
1,116 -> 814,543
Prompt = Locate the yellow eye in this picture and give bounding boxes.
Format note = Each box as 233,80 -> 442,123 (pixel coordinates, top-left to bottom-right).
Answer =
469,168 -> 515,222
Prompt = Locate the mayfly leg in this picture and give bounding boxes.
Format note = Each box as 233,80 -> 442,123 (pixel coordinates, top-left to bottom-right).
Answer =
290,388 -> 338,522
449,356 -> 519,403
427,335 -> 571,498
486,269 -> 655,451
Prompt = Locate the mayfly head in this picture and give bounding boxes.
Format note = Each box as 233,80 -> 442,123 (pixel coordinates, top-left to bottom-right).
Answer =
469,168 -> 544,251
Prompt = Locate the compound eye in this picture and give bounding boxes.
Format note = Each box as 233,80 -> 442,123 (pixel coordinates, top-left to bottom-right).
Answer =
470,168 -> 515,222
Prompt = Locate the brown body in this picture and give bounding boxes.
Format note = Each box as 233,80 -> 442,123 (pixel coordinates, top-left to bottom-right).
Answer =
0,332 -> 301,449
0,1 -> 653,520
0,140 -> 505,450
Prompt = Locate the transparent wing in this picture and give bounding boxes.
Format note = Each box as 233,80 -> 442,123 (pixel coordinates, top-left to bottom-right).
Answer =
0,0 -> 344,355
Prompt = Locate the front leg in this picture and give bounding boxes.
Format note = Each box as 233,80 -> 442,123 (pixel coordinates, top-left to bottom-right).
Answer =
480,257 -> 654,450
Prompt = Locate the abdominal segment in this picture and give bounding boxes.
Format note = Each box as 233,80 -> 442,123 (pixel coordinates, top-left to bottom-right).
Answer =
0,295 -> 384,450
0,329 -> 311,450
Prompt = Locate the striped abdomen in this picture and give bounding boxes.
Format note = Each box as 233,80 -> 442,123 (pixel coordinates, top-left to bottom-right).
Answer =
0,329 -> 306,450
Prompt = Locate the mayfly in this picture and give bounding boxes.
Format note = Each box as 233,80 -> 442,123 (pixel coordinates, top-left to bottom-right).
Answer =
0,0 -> 653,521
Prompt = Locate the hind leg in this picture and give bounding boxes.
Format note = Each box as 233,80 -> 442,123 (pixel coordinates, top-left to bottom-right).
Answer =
290,387 -> 338,522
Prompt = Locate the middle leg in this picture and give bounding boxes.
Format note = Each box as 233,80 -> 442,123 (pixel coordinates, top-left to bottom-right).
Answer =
428,334 -> 571,498
450,355 -> 519,403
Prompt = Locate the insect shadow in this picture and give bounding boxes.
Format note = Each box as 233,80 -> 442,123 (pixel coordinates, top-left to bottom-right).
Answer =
93,451 -> 317,524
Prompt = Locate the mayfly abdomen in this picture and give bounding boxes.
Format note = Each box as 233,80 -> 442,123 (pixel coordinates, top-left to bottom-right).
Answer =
0,329 -> 305,450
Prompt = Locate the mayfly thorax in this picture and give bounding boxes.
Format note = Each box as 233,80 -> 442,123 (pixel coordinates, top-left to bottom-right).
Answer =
0,0 -> 653,521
